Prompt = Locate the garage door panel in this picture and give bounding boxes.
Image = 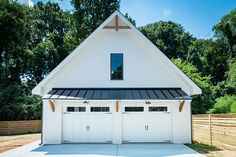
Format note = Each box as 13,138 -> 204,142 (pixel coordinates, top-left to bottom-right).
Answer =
63,106 -> 112,143
147,113 -> 172,142
62,114 -> 73,142
122,105 -> 172,143
72,114 -> 82,142
80,114 -> 112,142
123,114 -> 147,142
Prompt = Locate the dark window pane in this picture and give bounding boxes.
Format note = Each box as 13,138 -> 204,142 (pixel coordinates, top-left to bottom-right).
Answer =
125,107 -> 144,112
90,107 -> 110,112
149,106 -> 168,112
111,55 -> 117,63
111,62 -> 118,71
67,107 -> 74,112
67,107 -> 86,112
117,72 -> 123,79
75,107 -> 86,112
117,54 -> 123,63
111,53 -> 123,80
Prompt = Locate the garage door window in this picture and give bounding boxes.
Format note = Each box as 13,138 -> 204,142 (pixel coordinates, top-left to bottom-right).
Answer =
67,107 -> 86,112
125,107 -> 144,112
149,106 -> 167,112
90,107 -> 110,112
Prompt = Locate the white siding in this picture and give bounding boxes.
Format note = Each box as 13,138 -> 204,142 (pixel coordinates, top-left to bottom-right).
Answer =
42,29 -> 189,94
172,100 -> 192,143
42,100 -> 62,144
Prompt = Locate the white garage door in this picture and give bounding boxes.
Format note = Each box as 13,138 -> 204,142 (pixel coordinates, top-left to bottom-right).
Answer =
63,106 -> 112,143
122,105 -> 172,143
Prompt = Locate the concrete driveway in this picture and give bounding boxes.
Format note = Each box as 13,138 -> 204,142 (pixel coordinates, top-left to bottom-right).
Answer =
0,141 -> 205,157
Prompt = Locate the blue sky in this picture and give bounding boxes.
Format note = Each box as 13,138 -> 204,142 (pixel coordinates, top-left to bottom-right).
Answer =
32,0 -> 236,39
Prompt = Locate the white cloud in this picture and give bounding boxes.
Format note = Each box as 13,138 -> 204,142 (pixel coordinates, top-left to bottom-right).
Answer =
163,9 -> 172,18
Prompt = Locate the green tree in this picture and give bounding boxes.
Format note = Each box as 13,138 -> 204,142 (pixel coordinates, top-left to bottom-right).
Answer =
187,39 -> 204,72
0,0 -> 31,84
28,40 -> 57,83
0,84 -> 42,120
226,59 -> 236,90
172,59 -> 214,114
71,0 -> 120,43
200,39 -> 229,85
213,8 -> 236,58
140,21 -> 193,59
124,13 -> 136,26
28,2 -> 72,83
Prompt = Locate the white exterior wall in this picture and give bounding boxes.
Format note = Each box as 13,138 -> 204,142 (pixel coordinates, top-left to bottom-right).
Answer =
41,29 -> 190,95
42,99 -> 192,144
42,100 -> 62,144
172,100 -> 192,143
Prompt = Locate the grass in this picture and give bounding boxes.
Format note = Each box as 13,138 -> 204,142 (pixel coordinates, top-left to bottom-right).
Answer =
186,143 -> 221,154
186,142 -> 236,157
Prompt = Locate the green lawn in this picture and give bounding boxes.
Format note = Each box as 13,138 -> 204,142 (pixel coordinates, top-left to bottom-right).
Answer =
186,142 -> 236,157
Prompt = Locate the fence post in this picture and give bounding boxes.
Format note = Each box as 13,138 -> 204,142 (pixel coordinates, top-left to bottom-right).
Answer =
209,114 -> 212,146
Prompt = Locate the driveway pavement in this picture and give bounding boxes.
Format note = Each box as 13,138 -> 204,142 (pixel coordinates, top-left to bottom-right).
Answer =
0,141 -> 205,157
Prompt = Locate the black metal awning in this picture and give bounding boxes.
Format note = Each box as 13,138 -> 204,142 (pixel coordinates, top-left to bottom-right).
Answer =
42,88 -> 191,100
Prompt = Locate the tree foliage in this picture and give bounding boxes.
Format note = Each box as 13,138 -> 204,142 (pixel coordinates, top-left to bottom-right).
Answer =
0,0 -> 236,120
0,0 -> 31,84
226,58 -> 236,89
172,59 -> 214,113
213,9 -> 236,58
208,95 -> 236,113
28,2 -> 72,83
140,21 -> 193,59
71,0 -> 120,44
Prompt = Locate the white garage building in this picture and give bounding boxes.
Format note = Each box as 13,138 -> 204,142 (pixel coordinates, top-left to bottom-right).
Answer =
32,11 -> 201,145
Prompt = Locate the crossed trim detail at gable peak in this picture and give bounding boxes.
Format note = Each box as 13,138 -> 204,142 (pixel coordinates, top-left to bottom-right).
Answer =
103,15 -> 131,31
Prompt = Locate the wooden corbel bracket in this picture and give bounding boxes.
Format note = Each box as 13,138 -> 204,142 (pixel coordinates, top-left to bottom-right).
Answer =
49,100 -> 55,112
179,100 -> 185,112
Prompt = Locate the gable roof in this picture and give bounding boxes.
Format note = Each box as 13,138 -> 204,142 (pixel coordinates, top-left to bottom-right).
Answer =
32,10 -> 201,96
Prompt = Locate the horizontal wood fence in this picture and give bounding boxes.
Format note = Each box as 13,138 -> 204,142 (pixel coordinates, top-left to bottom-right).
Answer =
192,114 -> 236,150
0,120 -> 41,135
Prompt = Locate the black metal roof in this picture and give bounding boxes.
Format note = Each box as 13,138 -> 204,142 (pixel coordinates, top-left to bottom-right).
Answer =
42,88 -> 191,100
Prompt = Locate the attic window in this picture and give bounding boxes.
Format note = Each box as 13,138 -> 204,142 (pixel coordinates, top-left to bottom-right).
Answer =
111,53 -> 123,80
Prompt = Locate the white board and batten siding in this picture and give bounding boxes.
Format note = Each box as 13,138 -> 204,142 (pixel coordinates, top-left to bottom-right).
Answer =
39,29 -> 191,96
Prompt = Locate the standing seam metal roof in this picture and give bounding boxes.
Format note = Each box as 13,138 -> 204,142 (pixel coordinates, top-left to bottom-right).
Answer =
42,88 -> 191,100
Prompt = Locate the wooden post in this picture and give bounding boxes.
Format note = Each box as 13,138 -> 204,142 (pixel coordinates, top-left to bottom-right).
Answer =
209,114 -> 212,145
116,100 -> 119,112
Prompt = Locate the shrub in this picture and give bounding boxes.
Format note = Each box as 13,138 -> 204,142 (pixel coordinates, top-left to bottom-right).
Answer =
0,84 -> 42,120
208,95 -> 236,113
230,101 -> 236,113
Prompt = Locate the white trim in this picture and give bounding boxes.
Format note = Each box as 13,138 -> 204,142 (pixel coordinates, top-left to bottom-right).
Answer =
32,10 -> 201,96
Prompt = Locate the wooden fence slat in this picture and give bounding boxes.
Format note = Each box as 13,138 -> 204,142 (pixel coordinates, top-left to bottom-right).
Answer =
193,114 -> 236,151
0,120 -> 41,135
